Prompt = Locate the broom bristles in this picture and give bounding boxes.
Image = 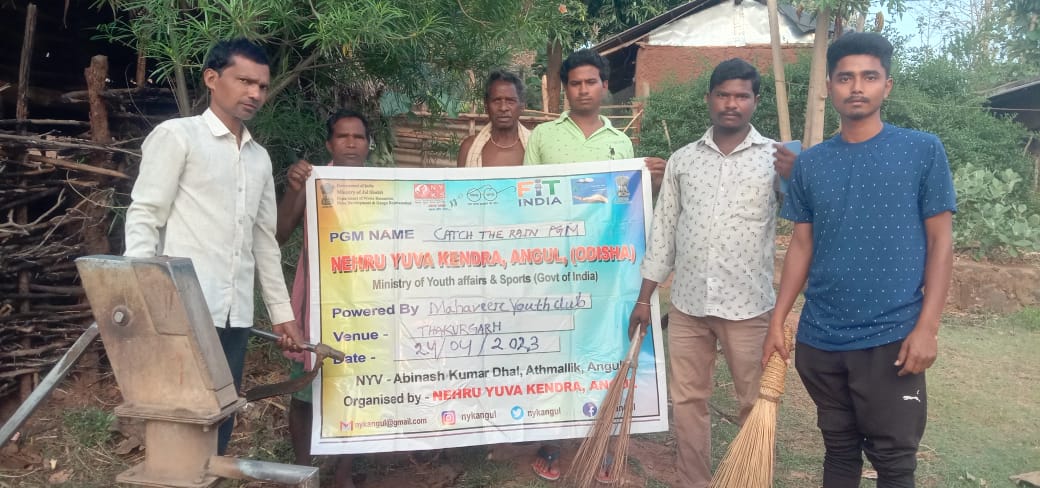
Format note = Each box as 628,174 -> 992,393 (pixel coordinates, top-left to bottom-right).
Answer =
608,357 -> 640,484
566,334 -> 645,488
709,399 -> 779,487
708,325 -> 795,488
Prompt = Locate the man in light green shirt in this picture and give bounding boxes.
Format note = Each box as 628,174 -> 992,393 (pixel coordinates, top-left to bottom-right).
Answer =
522,109 -> 633,164
524,49 -> 665,193
527,49 -> 664,484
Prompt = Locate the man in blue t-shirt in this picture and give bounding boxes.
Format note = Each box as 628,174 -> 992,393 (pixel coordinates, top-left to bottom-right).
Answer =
763,32 -> 956,487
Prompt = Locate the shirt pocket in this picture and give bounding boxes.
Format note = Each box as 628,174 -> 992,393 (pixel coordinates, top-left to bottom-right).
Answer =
728,162 -> 776,222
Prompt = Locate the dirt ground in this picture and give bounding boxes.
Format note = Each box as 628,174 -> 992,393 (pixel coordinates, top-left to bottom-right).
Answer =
3,252 -> 1038,487
0,346 -> 685,488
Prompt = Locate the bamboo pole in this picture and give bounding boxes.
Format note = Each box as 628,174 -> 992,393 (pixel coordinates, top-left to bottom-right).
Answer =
767,0 -> 792,141
803,7 -> 831,149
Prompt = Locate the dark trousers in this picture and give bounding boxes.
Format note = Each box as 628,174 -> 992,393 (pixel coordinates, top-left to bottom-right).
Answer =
216,326 -> 251,455
795,340 -> 927,488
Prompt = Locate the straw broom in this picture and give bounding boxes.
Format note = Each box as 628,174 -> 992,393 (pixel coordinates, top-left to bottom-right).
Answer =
566,332 -> 645,488
606,334 -> 642,485
709,324 -> 796,488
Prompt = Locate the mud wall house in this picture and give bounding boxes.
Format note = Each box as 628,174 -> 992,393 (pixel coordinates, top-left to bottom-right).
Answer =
592,0 -> 818,103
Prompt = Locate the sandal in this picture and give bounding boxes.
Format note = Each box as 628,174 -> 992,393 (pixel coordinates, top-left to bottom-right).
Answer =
596,453 -> 616,484
532,445 -> 561,481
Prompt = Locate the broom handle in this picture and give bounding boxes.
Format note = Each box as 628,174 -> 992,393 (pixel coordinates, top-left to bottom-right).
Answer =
624,332 -> 644,363
758,324 -> 795,402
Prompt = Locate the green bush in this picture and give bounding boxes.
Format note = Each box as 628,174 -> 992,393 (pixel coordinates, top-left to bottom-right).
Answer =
637,53 -> 839,158
885,57 -> 1037,199
953,163 -> 1040,258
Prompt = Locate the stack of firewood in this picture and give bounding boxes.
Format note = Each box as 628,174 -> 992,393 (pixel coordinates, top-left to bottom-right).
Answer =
0,130 -> 136,400
0,13 -> 177,405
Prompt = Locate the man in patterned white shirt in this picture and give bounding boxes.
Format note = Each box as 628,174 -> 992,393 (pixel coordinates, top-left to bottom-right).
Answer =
628,58 -> 782,488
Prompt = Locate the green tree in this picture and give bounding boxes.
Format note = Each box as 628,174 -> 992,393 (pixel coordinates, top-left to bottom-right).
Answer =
94,0 -> 580,165
906,0 -> 1040,89
1007,0 -> 1040,67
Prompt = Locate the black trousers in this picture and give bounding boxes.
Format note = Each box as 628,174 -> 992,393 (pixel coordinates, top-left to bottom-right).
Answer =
795,340 -> 927,488
216,326 -> 251,455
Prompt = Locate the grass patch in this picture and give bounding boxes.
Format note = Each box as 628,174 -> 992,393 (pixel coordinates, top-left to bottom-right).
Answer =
455,446 -> 515,488
913,313 -> 1040,486
62,407 -> 115,448
993,306 -> 1040,332
729,310 -> 1040,488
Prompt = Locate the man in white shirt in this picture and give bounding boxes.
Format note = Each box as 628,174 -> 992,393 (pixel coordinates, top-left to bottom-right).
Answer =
628,59 -> 781,488
124,38 -> 303,455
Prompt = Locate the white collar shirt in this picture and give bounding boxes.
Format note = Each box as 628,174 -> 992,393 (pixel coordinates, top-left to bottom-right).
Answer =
124,108 -> 292,328
641,125 -> 778,320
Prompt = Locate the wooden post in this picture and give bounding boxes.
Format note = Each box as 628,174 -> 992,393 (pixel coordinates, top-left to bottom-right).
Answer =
135,41 -> 148,90
17,198 -> 31,400
767,0 -> 792,141
541,74 -> 549,114
546,40 -> 563,114
80,54 -> 115,387
15,2 -> 38,402
86,55 -> 112,147
16,3 -> 38,125
632,101 -> 644,146
636,81 -> 650,99
1026,134 -> 1038,192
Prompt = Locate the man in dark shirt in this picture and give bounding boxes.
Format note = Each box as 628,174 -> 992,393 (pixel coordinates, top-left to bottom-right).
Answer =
764,32 -> 956,488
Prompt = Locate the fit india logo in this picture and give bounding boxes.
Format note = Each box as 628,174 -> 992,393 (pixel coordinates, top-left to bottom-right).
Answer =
441,410 -> 457,426
510,405 -> 525,420
516,179 -> 562,207
319,181 -> 336,207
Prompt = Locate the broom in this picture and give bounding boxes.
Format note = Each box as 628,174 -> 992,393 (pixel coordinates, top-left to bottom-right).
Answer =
566,331 -> 645,488
709,324 -> 796,488
606,333 -> 642,485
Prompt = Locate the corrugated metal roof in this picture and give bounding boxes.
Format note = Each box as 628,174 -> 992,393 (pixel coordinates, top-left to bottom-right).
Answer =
986,76 -> 1040,101
592,0 -> 721,54
592,0 -> 823,54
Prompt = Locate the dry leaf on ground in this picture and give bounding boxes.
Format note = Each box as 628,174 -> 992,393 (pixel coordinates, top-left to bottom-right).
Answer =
47,469 -> 72,484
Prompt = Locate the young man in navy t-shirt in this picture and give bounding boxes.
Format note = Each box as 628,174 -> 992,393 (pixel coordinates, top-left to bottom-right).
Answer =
763,32 -> 956,487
